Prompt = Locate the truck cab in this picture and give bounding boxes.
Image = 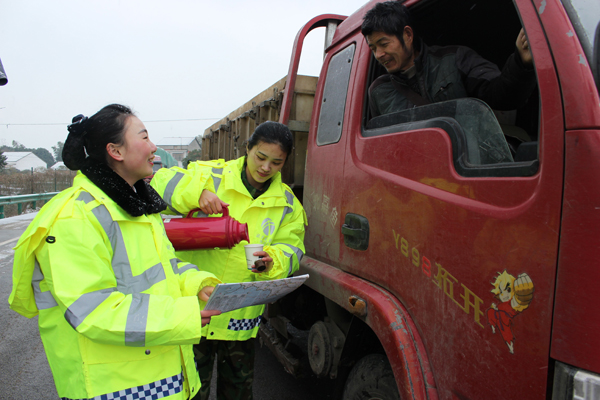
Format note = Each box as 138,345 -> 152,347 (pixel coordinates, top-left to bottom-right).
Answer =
202,0 -> 600,398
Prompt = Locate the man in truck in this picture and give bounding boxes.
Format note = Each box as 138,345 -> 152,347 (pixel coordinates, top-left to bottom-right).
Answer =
362,1 -> 537,117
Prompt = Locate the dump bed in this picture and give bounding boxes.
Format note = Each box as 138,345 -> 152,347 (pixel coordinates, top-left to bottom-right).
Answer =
201,75 -> 317,190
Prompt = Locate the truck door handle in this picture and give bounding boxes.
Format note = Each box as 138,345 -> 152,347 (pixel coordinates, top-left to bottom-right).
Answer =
342,214 -> 369,251
341,224 -> 366,239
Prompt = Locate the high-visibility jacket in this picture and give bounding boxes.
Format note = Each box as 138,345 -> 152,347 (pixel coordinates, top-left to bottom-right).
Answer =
9,172 -> 220,400
151,156 -> 307,341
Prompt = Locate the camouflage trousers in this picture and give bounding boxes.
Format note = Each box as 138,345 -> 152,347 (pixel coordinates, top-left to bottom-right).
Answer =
191,337 -> 256,400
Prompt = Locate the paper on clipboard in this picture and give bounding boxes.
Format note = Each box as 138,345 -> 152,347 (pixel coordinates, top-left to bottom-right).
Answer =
203,274 -> 309,313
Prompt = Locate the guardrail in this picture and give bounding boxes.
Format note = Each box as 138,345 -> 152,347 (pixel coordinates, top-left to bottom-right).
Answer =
0,192 -> 59,219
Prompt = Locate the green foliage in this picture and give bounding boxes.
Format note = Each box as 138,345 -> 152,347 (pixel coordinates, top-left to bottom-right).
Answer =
183,149 -> 203,167
52,141 -> 64,162
0,151 -> 7,171
11,140 -> 26,150
32,148 -> 55,168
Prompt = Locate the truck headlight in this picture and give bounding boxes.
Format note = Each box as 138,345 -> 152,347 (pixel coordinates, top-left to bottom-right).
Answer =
552,361 -> 600,400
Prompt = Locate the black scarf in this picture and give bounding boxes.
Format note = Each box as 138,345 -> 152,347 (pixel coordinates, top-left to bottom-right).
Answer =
81,162 -> 167,217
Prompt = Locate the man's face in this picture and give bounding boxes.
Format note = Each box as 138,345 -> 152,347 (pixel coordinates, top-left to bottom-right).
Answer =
366,28 -> 414,74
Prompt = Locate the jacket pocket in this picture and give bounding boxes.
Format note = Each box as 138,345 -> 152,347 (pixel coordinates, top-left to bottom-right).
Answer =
433,81 -> 454,101
81,335 -> 175,365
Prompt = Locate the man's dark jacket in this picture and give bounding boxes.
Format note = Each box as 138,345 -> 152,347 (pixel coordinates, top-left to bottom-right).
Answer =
368,42 -> 536,117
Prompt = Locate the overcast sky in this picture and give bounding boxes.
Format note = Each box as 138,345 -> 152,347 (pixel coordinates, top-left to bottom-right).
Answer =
0,0 -> 367,155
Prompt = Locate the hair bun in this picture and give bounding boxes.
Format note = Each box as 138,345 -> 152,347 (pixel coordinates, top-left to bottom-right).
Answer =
63,114 -> 90,170
72,114 -> 85,123
67,114 -> 89,135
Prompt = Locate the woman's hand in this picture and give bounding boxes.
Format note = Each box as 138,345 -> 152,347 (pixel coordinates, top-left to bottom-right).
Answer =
199,189 -> 229,215
200,310 -> 221,327
197,286 -> 214,302
198,286 -> 221,326
250,250 -> 273,274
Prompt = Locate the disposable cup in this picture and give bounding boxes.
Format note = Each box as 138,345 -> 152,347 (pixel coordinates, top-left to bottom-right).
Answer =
244,244 -> 264,270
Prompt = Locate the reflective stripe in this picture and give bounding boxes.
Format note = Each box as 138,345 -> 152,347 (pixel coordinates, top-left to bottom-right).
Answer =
63,192 -> 171,346
164,172 -> 185,215
90,204 -> 132,292
285,191 -> 294,206
77,191 -> 95,204
32,259 -> 58,310
128,263 -> 166,293
65,288 -> 115,329
282,251 -> 294,275
279,191 -> 295,225
212,167 -> 223,192
290,244 -> 304,262
125,293 -> 150,347
60,371 -> 183,400
280,206 -> 293,226
170,258 -> 199,275
273,243 -> 304,276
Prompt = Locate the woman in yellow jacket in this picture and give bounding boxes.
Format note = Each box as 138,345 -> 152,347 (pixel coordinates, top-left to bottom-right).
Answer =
151,121 -> 307,400
9,104 -> 221,400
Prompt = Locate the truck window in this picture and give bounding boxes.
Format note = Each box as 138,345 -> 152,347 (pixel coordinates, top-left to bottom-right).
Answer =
362,0 -> 540,177
317,44 -> 355,146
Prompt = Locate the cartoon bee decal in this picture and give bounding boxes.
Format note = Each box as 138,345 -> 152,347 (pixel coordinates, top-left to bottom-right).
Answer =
486,271 -> 534,354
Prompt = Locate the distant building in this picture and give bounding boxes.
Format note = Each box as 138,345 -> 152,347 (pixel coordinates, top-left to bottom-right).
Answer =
155,137 -> 201,167
50,161 -> 67,170
4,152 -> 47,171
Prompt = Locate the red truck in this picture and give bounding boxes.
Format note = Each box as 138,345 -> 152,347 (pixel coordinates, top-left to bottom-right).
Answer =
201,0 -> 600,398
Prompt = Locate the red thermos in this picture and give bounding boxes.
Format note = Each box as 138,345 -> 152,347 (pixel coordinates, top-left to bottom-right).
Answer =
163,206 -> 249,250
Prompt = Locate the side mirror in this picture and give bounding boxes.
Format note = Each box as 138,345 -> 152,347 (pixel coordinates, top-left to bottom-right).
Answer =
0,58 -> 7,86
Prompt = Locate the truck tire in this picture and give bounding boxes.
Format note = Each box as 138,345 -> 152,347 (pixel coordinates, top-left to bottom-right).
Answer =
342,354 -> 401,400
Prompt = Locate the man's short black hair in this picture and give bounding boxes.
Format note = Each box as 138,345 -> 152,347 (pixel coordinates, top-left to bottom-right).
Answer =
361,1 -> 415,47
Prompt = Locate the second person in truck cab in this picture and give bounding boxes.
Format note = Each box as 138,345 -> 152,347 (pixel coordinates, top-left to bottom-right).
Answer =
151,121 -> 307,400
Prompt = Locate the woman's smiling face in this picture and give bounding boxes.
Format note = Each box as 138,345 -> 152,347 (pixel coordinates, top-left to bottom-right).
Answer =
245,141 -> 287,189
112,116 -> 157,186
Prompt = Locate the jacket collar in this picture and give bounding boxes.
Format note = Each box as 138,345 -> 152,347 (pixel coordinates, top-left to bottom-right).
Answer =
224,156 -> 286,200
79,162 -> 167,217
391,39 -> 428,84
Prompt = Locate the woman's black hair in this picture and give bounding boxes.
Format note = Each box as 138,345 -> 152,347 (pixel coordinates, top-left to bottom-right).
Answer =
247,121 -> 294,160
62,104 -> 134,170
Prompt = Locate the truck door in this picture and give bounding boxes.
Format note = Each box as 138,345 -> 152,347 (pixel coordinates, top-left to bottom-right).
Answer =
304,36 -> 356,266
338,0 -> 563,398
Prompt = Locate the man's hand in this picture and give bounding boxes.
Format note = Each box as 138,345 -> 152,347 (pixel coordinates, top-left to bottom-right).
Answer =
516,28 -> 533,67
199,189 -> 229,215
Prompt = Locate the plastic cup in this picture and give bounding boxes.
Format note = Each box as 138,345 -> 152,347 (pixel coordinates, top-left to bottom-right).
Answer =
244,244 -> 264,270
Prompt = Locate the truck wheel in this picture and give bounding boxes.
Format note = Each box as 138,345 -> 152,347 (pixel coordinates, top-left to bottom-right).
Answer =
342,354 -> 401,400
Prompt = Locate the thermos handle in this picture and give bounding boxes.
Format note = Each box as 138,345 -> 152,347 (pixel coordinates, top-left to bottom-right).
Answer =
186,205 -> 229,218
